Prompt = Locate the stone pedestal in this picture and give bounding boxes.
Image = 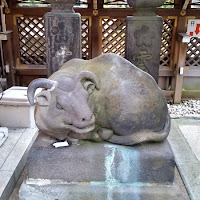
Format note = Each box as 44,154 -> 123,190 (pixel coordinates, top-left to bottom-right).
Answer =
45,0 -> 81,76
125,0 -> 165,82
126,16 -> 163,81
19,132 -> 182,200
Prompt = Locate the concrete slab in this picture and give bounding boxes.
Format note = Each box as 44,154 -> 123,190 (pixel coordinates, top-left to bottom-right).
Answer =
0,128 -> 38,200
168,118 -> 200,200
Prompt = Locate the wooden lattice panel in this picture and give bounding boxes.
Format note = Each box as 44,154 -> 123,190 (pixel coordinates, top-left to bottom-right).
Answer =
102,18 -> 126,57
17,17 -> 90,64
17,17 -> 46,65
82,18 -> 90,59
186,37 -> 200,67
160,18 -> 175,67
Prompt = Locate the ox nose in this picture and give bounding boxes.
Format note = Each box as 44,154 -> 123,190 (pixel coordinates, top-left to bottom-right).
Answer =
81,113 -> 94,122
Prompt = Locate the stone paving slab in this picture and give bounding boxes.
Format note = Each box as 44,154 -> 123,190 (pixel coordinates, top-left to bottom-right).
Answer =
179,125 -> 200,161
1,118 -> 199,200
0,129 -> 25,168
168,118 -> 200,200
0,128 -> 38,200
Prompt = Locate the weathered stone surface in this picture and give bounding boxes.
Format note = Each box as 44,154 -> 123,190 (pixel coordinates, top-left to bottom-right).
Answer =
45,12 -> 81,76
28,53 -> 170,146
125,16 -> 163,82
27,132 -> 175,184
19,175 -> 183,200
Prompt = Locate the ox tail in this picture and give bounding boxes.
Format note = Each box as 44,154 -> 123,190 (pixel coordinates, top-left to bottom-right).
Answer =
107,114 -> 171,146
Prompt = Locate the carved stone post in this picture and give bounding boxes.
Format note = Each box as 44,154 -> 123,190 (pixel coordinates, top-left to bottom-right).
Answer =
125,0 -> 165,82
45,0 -> 81,76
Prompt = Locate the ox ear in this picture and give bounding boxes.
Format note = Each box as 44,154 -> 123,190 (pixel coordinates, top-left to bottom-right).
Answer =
75,71 -> 100,95
35,90 -> 51,106
83,81 -> 96,95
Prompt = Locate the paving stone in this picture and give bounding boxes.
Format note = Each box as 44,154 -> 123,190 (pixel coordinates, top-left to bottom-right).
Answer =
1,128 -> 38,172
178,163 -> 200,200
0,131 -> 23,168
0,128 -> 38,200
168,118 -> 200,200
168,122 -> 199,164
0,170 -> 16,200
179,125 -> 200,161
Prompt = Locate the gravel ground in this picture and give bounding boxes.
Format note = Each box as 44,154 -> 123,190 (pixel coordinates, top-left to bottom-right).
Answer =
167,99 -> 200,118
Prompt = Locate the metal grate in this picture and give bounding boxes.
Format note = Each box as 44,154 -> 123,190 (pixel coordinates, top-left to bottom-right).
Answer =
82,18 -> 90,59
17,17 -> 46,65
160,18 -> 175,68
186,37 -> 200,67
102,18 -> 126,57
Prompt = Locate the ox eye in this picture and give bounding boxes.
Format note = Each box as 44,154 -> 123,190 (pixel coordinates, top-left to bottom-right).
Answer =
56,103 -> 63,110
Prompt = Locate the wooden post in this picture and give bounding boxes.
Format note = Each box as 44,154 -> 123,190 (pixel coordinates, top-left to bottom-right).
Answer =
173,16 -> 188,103
91,0 -> 103,58
0,31 -> 15,87
173,42 -> 187,103
91,15 -> 102,58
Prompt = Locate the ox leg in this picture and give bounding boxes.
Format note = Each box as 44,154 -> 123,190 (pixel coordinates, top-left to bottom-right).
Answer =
106,115 -> 170,146
68,131 -> 103,142
107,129 -> 169,146
89,131 -> 104,142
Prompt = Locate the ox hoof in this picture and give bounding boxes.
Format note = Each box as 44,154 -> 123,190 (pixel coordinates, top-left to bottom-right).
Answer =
98,128 -> 113,140
90,132 -> 103,142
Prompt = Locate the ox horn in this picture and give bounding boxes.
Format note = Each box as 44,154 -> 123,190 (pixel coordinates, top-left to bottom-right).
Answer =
75,71 -> 100,90
27,78 -> 57,105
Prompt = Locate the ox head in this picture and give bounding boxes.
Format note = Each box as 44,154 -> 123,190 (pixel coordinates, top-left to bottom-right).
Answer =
27,71 -> 100,140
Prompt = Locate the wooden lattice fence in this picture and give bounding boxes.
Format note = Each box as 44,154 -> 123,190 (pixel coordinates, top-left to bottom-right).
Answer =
16,16 -> 91,65
15,16 -> 199,69
102,18 -> 126,57
186,37 -> 200,67
81,17 -> 91,60
17,16 -> 46,65
160,18 -> 176,68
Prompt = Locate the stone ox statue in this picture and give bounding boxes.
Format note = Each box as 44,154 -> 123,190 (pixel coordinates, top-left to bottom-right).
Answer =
28,53 -> 170,146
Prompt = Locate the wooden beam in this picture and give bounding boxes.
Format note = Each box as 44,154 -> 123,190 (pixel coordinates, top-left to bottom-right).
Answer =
15,68 -> 47,76
173,41 -> 187,103
6,7 -> 200,17
91,15 -> 102,58
1,31 -> 15,87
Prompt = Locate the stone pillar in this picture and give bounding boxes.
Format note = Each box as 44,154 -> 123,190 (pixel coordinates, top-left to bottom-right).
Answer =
45,0 -> 81,77
125,0 -> 165,82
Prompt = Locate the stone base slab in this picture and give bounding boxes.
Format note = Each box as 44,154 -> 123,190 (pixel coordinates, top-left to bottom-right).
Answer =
19,177 -> 183,200
27,132 -> 175,184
